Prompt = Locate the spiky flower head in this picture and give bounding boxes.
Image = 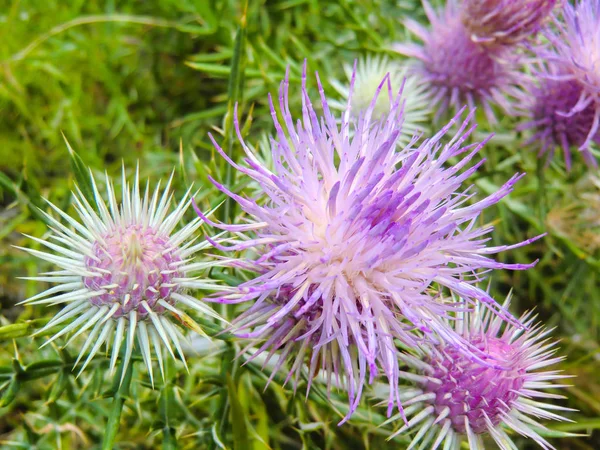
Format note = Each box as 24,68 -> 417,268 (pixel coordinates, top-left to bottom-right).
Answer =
19,168 -> 225,384
200,63 -> 540,420
460,0 -> 557,47
393,0 -> 524,123
517,61 -> 599,170
329,55 -> 432,144
546,0 -> 600,105
530,0 -> 600,161
389,294 -> 572,450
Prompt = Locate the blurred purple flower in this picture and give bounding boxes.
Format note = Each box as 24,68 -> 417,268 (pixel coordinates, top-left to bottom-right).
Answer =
517,62 -> 599,170
200,63 -> 540,421
529,0 -> 600,163
461,0 -> 557,46
389,294 -> 573,449
392,0 -> 525,123
547,0 -> 600,103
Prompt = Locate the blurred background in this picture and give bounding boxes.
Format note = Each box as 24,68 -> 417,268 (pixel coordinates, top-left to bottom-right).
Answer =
0,0 -> 599,448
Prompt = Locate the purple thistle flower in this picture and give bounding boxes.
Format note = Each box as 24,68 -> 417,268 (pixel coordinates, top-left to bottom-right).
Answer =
535,0 -> 600,156
202,63 -> 540,421
461,0 -> 558,47
388,294 -> 573,449
392,0 -> 525,123
517,62 -> 599,170
18,167 -> 227,385
547,0 -> 600,102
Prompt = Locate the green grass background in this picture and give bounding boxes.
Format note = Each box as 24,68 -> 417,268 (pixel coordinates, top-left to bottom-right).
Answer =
0,0 -> 599,448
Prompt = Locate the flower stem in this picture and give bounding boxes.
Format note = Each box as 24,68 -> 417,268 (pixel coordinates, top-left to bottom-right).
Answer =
536,157 -> 547,224
102,358 -> 134,450
220,5 -> 247,225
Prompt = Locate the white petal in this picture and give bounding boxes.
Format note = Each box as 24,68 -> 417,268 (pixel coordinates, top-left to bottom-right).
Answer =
137,321 -> 154,387
21,282 -> 84,304
38,300 -> 90,332
81,320 -> 115,375
64,306 -> 108,346
40,307 -> 99,347
431,420 -> 452,450
143,303 -> 175,360
170,293 -> 226,322
150,327 -> 166,381
120,311 -> 137,386
110,317 -> 126,375
161,317 -> 188,372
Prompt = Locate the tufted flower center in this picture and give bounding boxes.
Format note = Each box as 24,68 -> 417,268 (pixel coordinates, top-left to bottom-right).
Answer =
425,18 -> 503,94
83,225 -> 183,318
423,338 -> 526,434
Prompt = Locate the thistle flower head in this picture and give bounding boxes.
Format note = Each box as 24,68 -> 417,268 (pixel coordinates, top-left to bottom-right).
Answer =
202,63 -> 539,420
329,55 -> 432,143
517,62 -> 599,170
537,0 -> 600,155
547,0 -> 600,101
461,0 -> 557,46
390,294 -> 573,449
393,0 -> 524,123
19,167 -> 224,384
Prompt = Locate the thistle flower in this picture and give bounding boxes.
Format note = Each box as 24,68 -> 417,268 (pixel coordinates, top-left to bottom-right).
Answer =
517,62 -> 599,170
329,55 -> 431,144
460,0 -> 557,47
200,64 -> 540,420
19,168 -> 224,384
540,0 -> 600,152
389,294 -> 573,449
546,0 -> 600,103
393,0 -> 524,123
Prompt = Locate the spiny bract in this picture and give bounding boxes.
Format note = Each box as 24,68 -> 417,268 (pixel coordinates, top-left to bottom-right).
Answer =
329,55 -> 431,144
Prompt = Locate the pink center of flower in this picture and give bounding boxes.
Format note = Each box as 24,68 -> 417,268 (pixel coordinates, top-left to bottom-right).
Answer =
83,225 -> 182,318
423,338 -> 526,434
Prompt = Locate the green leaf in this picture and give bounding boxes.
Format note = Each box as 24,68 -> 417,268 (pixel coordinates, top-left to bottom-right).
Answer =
16,170 -> 50,225
162,426 -> 178,450
47,370 -> 70,404
211,422 -> 227,450
63,133 -> 96,208
0,323 -> 33,340
526,424 -> 584,438
24,359 -> 63,373
102,357 -> 134,450
0,172 -> 17,196
185,62 -> 296,82
0,376 -> 20,407
220,2 -> 248,223
226,373 -> 250,450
